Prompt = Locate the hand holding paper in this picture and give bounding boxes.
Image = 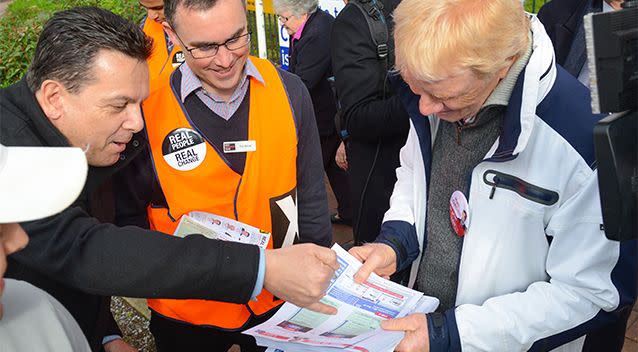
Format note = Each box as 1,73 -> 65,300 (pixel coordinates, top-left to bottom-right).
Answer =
349,243 -> 398,283
381,313 -> 430,352
265,244 -> 339,315
246,244 -> 439,352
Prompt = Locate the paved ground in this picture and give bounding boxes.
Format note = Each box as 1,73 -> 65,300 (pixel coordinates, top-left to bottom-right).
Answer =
623,306 -> 638,352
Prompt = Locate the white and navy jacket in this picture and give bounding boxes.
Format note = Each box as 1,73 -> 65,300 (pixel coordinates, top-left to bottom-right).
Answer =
376,16 -> 637,352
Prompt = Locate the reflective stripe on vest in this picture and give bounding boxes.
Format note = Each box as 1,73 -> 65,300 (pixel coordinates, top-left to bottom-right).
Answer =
143,18 -> 179,93
142,57 -> 297,329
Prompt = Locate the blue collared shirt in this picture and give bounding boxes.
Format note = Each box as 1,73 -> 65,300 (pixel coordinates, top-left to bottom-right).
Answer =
179,58 -> 265,120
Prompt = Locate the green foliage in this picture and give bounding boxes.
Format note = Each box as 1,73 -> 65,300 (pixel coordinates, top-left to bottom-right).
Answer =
525,0 -> 549,14
0,0 -> 145,88
247,11 -> 281,64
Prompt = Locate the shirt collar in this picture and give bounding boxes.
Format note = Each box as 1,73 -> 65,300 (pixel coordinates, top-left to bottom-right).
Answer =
292,14 -> 310,41
179,57 -> 265,103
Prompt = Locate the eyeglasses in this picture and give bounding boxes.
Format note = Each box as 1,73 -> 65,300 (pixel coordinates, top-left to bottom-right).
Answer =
173,31 -> 251,59
277,15 -> 291,23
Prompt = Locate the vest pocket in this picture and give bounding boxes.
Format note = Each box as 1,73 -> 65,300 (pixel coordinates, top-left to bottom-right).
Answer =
483,169 -> 559,206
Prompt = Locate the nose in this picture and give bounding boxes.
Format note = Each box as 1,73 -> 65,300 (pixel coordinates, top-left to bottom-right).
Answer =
150,10 -> 160,21
418,93 -> 445,116
123,106 -> 145,133
213,45 -> 234,68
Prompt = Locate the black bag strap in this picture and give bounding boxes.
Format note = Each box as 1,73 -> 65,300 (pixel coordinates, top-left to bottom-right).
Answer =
349,0 -> 389,69
332,0 -> 391,141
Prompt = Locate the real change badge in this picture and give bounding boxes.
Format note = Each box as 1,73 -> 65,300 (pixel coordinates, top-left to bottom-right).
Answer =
449,190 -> 470,237
162,127 -> 206,171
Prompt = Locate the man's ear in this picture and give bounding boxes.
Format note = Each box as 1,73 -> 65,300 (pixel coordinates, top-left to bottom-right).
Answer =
35,80 -> 67,122
497,55 -> 518,80
163,22 -> 181,50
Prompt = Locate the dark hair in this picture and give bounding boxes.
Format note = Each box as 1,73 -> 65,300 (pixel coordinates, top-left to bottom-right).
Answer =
26,6 -> 153,93
165,0 -> 245,29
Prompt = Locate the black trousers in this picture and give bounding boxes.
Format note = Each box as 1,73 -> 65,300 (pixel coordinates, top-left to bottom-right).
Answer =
320,132 -> 352,220
149,309 -> 277,352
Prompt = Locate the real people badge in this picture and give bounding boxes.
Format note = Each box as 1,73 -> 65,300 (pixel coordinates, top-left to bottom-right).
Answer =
449,190 -> 470,237
162,128 -> 206,171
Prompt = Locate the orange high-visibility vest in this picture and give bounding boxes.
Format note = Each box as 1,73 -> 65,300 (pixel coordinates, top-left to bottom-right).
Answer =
141,57 -> 298,329
143,18 -> 181,93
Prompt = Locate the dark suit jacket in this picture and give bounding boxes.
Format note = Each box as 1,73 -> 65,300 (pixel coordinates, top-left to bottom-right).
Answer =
330,0 -> 409,243
1,78 -> 261,351
289,9 -> 337,137
537,0 -> 603,66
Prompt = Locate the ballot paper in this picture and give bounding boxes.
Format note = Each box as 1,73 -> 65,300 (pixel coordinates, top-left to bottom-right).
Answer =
244,244 -> 439,352
173,211 -> 270,249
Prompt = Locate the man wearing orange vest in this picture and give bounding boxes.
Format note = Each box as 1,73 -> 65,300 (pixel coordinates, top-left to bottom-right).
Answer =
139,0 -> 184,92
116,0 -> 334,350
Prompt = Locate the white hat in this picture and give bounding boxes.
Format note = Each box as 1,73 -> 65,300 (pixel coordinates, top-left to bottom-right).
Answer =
0,143 -> 88,223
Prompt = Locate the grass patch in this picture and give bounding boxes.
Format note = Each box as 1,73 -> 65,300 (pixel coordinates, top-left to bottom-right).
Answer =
0,0 -> 144,88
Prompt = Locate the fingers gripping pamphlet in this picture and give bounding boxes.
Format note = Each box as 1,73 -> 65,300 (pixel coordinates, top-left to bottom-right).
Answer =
244,244 -> 439,352
173,211 -> 270,249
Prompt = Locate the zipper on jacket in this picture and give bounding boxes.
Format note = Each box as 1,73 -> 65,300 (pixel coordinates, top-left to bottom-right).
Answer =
483,169 -> 559,205
233,177 -> 242,220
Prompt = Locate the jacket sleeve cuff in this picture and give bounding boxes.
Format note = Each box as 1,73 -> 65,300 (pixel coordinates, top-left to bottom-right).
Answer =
427,309 -> 461,352
375,220 -> 419,271
251,248 -> 266,300
102,335 -> 122,345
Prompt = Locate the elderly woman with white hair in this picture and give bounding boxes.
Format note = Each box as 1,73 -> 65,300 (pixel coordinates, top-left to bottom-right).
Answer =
274,0 -> 352,226
349,0 -> 636,351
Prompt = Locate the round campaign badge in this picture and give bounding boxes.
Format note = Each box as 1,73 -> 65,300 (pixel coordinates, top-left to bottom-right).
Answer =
172,51 -> 186,68
162,128 -> 206,171
449,190 -> 470,237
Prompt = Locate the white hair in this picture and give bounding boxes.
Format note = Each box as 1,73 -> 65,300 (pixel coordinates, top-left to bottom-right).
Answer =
273,0 -> 318,16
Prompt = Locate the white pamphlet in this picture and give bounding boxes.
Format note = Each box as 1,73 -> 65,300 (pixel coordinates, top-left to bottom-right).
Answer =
173,211 -> 270,249
245,244 -> 439,351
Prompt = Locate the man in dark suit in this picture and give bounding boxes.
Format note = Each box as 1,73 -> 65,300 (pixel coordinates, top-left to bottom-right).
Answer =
275,0 -> 353,225
331,0 -> 409,245
538,1 -> 632,351
538,0 -> 623,87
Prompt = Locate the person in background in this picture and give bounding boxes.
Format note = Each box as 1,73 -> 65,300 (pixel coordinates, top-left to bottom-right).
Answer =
115,0 -> 334,350
331,0 -> 410,245
274,0 -> 353,226
0,143 -> 90,351
538,0 -> 624,88
349,0 -> 636,350
1,6 -> 337,352
139,0 -> 184,92
538,1 -> 634,351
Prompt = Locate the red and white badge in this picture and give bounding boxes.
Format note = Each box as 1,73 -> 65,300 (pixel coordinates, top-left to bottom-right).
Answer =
449,190 -> 470,237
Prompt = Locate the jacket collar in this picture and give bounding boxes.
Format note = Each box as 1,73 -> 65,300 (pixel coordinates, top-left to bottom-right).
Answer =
494,15 -> 556,158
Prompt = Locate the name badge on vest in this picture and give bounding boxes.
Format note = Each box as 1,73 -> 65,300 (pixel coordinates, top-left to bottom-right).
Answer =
449,190 -> 470,237
223,140 -> 257,153
162,128 -> 207,171
172,51 -> 185,68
